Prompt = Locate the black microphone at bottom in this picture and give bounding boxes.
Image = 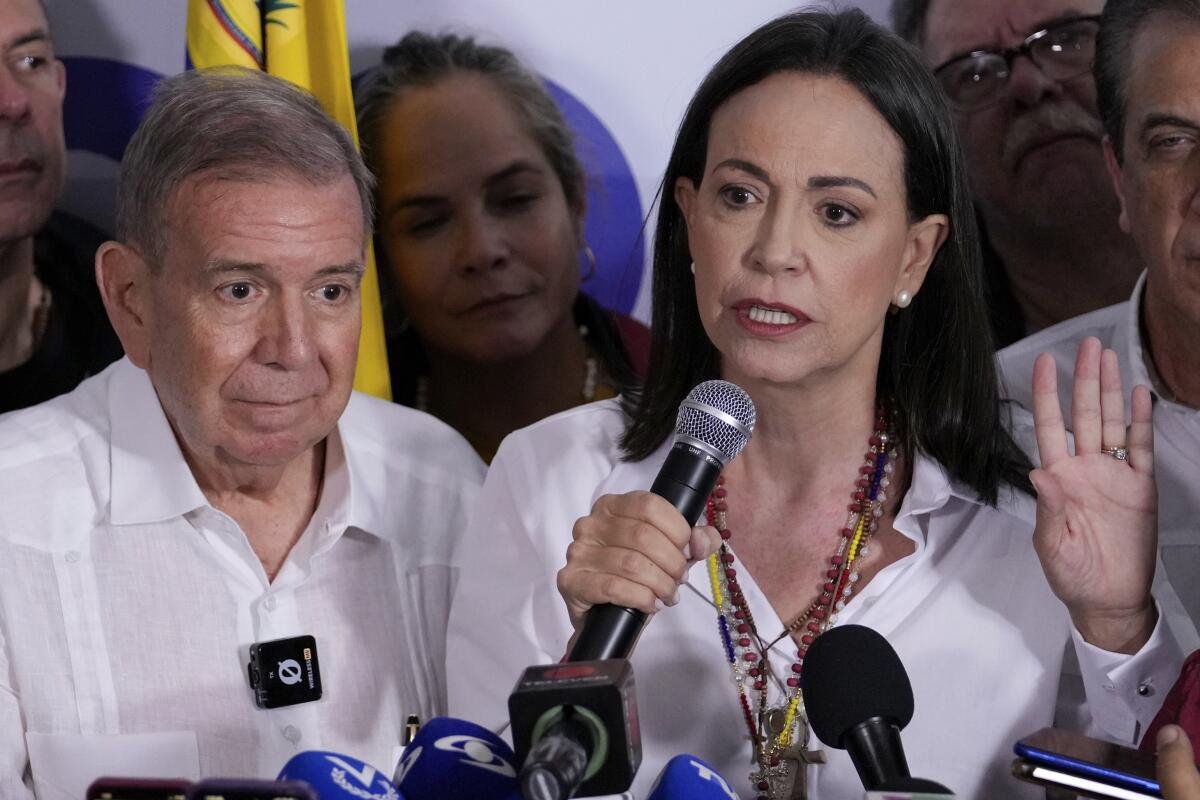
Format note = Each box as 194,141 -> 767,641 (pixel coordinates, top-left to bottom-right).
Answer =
508,659 -> 640,799
801,625 -> 953,795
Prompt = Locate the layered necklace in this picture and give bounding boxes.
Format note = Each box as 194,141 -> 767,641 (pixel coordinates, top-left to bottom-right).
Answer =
704,402 -> 898,800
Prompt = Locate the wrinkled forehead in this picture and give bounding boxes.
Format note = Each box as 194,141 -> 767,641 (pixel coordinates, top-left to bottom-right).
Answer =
1123,15 -> 1200,134
0,0 -> 51,49
922,0 -> 1104,64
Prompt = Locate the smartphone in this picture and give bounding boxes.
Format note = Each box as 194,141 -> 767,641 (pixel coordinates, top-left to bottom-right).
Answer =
185,779 -> 318,800
86,777 -> 190,800
1012,727 -> 1162,799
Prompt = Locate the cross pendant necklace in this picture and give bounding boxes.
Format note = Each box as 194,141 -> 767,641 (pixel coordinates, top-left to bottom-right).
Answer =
760,708 -> 826,799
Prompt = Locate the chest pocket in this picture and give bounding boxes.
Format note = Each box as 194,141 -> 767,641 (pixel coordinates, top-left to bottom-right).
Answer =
26,731 -> 200,800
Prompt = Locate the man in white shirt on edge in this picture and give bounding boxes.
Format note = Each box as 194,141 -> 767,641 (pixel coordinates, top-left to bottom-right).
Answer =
0,67 -> 484,798
999,0 -> 1200,661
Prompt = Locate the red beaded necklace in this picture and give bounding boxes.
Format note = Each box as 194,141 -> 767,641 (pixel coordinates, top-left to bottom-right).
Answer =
704,403 -> 897,800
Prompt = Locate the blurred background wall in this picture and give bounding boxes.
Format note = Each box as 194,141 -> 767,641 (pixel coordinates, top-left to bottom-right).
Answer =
46,0 -> 892,319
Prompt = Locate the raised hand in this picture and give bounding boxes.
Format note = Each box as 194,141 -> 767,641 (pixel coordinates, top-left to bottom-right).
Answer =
557,491 -> 722,632
1031,336 -> 1158,654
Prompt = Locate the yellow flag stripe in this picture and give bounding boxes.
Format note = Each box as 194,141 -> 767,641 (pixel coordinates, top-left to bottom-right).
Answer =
186,0 -> 392,400
186,0 -> 262,69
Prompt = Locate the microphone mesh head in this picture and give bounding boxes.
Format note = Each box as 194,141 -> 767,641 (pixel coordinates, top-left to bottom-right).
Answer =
800,625 -> 914,748
675,380 -> 756,464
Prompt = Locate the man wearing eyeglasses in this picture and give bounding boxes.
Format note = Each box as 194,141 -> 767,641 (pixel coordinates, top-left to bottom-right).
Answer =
893,0 -> 1143,345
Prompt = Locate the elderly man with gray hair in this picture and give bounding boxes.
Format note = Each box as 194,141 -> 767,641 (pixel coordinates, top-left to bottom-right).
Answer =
0,66 -> 483,797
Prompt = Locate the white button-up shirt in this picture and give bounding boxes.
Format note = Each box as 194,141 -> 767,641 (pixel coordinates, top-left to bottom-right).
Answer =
446,399 -> 1181,799
0,358 -> 485,799
998,272 -> 1200,661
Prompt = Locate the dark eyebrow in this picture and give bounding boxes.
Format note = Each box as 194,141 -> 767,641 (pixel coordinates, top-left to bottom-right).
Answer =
808,175 -> 877,199
385,159 -> 548,219
486,160 -> 547,185
1142,112 -> 1200,135
7,29 -> 51,50
712,158 -> 771,182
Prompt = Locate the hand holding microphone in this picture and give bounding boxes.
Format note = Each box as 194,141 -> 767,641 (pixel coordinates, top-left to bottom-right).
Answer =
510,381 -> 756,799
560,379 -> 755,662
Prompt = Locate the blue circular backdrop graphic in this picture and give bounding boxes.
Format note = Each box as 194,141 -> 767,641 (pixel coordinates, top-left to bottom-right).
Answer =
61,58 -> 645,315
544,78 -> 645,317
62,57 -> 161,163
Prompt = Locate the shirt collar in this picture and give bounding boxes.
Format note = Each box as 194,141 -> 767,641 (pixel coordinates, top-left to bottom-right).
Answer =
1124,272 -> 1155,393
895,451 -> 1032,538
108,358 -> 376,539
1125,270 -> 1183,405
109,358 -> 208,525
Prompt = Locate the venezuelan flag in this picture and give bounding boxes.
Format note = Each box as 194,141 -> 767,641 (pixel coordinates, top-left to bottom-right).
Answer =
186,0 -> 392,401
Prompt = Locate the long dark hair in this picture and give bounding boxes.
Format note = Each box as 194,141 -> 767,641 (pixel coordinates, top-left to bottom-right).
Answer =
621,9 -> 1032,503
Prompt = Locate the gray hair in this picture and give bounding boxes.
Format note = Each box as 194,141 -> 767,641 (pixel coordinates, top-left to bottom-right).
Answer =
890,0 -> 933,45
354,31 -> 585,210
116,66 -> 375,264
1096,0 -> 1200,160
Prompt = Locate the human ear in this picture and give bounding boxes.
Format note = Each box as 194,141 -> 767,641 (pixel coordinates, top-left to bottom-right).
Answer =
568,187 -> 589,244
893,213 -> 949,304
674,175 -> 698,225
95,241 -> 154,369
1103,136 -> 1132,234
52,57 -> 65,101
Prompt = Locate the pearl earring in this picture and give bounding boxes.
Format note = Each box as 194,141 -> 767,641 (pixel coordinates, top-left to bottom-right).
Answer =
895,290 -> 912,308
690,261 -> 696,275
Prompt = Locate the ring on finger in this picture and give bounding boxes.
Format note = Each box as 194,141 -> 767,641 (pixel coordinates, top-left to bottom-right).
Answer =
1100,445 -> 1129,462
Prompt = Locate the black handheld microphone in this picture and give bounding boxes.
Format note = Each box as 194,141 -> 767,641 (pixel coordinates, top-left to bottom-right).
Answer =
801,625 -> 950,793
567,379 -> 756,662
510,380 -> 756,799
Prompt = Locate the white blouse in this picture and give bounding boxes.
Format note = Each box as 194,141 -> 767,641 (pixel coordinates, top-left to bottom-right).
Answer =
447,399 -> 1181,799
0,359 -> 485,799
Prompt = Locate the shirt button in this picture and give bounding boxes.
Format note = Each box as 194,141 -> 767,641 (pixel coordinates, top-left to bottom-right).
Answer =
282,725 -> 301,744
263,595 -> 277,612
65,550 -> 80,563
1138,683 -> 1155,697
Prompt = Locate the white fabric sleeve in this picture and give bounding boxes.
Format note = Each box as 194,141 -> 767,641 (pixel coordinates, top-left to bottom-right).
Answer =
1069,600 -> 1185,744
0,619 -> 35,799
445,433 -> 577,734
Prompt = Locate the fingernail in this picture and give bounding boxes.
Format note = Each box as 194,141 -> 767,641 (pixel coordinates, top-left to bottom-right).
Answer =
1159,725 -> 1181,747
654,599 -> 666,612
670,589 -> 680,606
682,543 -> 693,561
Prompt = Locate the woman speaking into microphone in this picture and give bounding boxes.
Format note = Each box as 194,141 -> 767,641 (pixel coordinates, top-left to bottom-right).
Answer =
447,9 -> 1177,798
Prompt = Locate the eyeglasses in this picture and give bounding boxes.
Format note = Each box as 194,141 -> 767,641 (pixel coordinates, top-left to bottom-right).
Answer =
933,15 -> 1102,111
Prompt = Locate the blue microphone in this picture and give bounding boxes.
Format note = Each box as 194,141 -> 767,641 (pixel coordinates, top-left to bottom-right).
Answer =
393,717 -> 521,799
276,751 -> 403,799
647,754 -> 741,799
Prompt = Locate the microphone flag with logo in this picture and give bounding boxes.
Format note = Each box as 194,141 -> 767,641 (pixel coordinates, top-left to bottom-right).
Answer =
277,751 -> 403,800
647,754 -> 741,799
392,716 -> 521,800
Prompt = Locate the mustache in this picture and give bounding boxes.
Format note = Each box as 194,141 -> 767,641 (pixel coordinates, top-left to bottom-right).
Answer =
1001,104 -> 1106,170
0,127 -> 46,167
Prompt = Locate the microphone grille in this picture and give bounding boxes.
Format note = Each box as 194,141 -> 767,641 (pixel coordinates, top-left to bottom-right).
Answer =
800,625 -> 914,748
675,380 -> 756,464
